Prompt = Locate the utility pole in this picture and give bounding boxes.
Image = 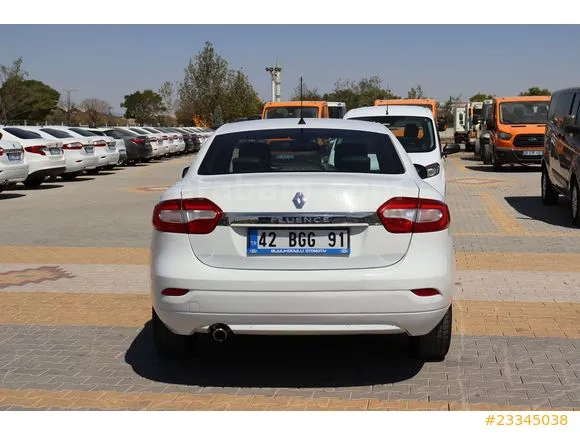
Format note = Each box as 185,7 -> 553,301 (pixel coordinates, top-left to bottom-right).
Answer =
63,88 -> 79,125
265,60 -> 282,102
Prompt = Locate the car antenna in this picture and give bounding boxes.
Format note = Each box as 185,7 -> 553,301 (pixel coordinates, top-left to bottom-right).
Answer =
385,83 -> 389,115
298,77 -> 306,125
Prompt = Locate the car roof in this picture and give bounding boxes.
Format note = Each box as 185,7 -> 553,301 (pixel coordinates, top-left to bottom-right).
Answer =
213,118 -> 391,135
494,96 -> 551,103
344,105 -> 434,120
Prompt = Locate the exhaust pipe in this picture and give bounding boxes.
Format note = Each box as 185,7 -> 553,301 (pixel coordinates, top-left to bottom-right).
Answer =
209,324 -> 231,343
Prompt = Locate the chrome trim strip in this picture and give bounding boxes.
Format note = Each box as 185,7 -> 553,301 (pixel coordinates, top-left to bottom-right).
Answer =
219,212 -> 382,227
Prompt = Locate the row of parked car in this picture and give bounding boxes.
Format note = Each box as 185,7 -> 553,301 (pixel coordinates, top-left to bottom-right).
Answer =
0,125 -> 213,191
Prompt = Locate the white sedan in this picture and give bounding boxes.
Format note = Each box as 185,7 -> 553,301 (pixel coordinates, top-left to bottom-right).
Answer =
150,119 -> 455,361
0,140 -> 28,192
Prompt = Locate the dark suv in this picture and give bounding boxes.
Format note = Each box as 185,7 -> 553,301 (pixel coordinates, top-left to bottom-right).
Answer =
542,87 -> 580,225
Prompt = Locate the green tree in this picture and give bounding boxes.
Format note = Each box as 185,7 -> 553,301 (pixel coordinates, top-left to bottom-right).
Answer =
519,87 -> 551,96
291,80 -> 323,101
407,85 -> 425,99
121,90 -> 165,124
324,76 -> 399,109
224,70 -> 263,120
178,41 -> 230,125
0,58 -> 60,122
470,93 -> 494,102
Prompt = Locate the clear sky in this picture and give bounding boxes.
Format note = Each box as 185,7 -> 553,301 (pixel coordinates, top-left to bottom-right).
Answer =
0,24 -> 578,115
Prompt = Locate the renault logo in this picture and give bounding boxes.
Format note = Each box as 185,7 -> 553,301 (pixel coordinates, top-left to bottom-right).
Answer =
292,192 -> 306,209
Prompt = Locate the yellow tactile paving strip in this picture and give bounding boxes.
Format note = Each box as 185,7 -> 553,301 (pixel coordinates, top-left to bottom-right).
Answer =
0,388 -> 575,411
4,245 -> 580,272
0,246 -> 150,265
0,293 -> 577,338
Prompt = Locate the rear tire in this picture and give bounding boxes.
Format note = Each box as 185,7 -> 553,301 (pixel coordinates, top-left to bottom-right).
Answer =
541,169 -> 558,205
571,180 -> 580,226
61,172 -> 79,181
152,308 -> 192,359
23,175 -> 45,188
86,168 -> 100,175
409,305 -> 452,362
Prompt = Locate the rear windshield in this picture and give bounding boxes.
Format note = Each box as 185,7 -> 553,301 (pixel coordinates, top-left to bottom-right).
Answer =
130,127 -> 149,135
111,128 -> 135,137
348,116 -> 436,153
198,128 -> 405,175
264,107 -> 319,119
500,102 -> 550,125
2,127 -> 43,139
328,106 -> 345,119
40,128 -> 73,139
68,128 -> 95,137
139,127 -> 159,134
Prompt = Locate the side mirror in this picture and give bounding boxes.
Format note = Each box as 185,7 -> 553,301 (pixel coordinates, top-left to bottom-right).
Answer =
564,125 -> 580,135
485,119 -> 494,130
563,115 -> 576,129
443,143 -> 461,156
414,164 -> 428,179
182,167 -> 189,178
437,121 -> 446,131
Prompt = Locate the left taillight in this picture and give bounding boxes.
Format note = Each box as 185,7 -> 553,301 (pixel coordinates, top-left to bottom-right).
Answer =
0,147 -> 4,156
153,198 -> 223,234
62,142 -> 83,150
377,197 -> 450,233
25,145 -> 48,156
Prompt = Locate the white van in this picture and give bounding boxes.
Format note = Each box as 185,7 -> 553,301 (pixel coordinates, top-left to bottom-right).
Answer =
344,105 -> 459,196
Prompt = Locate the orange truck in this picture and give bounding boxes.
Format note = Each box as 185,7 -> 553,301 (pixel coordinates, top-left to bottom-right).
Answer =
262,101 -> 329,119
485,95 -> 551,170
374,98 -> 445,131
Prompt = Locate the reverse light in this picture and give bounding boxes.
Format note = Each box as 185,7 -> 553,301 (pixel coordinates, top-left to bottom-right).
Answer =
377,197 -> 450,233
499,132 -> 512,140
153,198 -> 223,234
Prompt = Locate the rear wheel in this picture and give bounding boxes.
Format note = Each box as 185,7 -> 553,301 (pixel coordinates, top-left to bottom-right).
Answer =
409,306 -> 452,361
23,175 -> 45,188
61,172 -> 79,181
571,180 -> 580,226
86,168 -> 100,175
541,169 -> 558,205
152,308 -> 192,359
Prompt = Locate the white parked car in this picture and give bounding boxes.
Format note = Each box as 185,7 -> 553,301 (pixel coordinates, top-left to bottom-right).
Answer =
88,128 -> 127,165
150,118 -> 455,361
23,126 -> 98,180
125,127 -> 163,159
138,127 -> 176,156
0,126 -> 65,187
344,105 -> 459,197
0,140 -> 28,192
45,126 -> 119,172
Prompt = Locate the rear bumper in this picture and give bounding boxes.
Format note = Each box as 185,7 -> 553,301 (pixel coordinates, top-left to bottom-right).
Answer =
151,230 -> 455,337
0,164 -> 29,183
495,146 -> 543,164
27,166 -> 65,179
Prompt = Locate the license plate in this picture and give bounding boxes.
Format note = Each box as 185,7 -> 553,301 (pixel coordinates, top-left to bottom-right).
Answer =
84,146 -> 94,154
108,145 -> 116,150
50,148 -> 61,155
247,228 -> 350,256
522,150 -> 542,156
7,152 -> 21,161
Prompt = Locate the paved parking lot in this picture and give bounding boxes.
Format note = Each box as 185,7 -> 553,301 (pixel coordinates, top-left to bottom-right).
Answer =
0,153 -> 579,410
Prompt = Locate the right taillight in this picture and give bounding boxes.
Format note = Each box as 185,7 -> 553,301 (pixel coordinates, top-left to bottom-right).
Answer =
62,142 -> 83,150
25,145 -> 48,156
153,198 -> 223,234
0,147 -> 4,156
377,197 -> 450,233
